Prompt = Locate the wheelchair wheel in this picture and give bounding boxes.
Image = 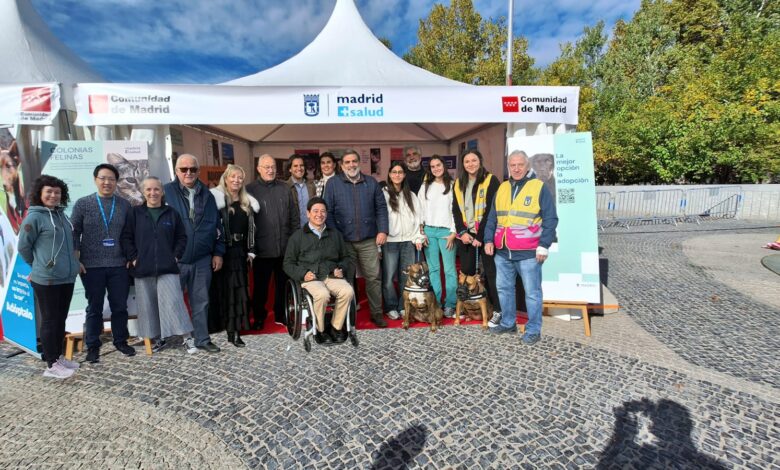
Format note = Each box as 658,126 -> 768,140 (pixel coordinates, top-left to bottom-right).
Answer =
348,296 -> 357,330
348,297 -> 359,348
285,280 -> 303,340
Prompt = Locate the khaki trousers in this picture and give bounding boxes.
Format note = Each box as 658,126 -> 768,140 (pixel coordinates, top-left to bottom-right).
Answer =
302,278 -> 354,332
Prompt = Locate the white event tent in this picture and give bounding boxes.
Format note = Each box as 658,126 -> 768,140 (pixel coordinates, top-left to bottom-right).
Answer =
0,0 -> 171,183
73,0 -> 579,176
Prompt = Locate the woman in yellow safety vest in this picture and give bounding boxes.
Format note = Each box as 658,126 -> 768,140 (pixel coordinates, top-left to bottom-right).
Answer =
452,148 -> 501,325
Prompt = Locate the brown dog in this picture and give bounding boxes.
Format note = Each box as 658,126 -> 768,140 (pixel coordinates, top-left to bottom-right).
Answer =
402,262 -> 444,332
455,272 -> 492,330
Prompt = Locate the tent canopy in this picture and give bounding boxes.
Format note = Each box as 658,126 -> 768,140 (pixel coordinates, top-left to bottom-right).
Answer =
224,0 -> 464,88
220,0 -> 475,144
0,0 -> 104,110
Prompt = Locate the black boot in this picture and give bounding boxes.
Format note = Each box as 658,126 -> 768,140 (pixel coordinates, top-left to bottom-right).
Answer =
314,329 -> 327,344
233,334 -> 246,348
330,324 -> 348,344
227,332 -> 235,344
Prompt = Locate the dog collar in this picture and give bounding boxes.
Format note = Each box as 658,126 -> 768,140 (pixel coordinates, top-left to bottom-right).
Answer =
404,286 -> 429,293
465,292 -> 486,300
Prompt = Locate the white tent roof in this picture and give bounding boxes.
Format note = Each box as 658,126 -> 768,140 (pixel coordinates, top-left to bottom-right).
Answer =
223,0 -> 465,87
0,0 -> 104,110
219,0 -> 475,144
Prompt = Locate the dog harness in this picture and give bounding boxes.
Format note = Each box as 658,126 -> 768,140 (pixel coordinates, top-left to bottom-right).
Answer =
403,285 -> 430,293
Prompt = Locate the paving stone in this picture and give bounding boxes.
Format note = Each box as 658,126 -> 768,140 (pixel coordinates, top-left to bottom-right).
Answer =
0,220 -> 778,468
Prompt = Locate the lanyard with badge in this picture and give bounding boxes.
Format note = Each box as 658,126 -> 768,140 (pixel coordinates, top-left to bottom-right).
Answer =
97,194 -> 116,247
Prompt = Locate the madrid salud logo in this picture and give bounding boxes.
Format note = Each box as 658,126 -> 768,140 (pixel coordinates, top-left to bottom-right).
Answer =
21,87 -> 52,112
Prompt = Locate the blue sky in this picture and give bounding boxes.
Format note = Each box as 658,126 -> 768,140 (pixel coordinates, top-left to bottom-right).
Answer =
30,0 -> 641,84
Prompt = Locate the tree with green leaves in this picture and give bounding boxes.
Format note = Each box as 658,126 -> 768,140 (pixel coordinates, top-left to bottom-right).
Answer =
403,0 -> 534,85
541,0 -> 779,184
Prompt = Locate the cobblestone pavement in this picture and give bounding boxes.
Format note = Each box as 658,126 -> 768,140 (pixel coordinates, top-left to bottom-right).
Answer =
1,220 -> 779,469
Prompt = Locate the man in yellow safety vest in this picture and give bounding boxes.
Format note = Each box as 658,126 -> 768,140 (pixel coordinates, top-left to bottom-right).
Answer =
484,150 -> 558,345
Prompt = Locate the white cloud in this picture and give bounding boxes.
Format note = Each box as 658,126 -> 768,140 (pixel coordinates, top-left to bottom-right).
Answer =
28,0 -> 641,82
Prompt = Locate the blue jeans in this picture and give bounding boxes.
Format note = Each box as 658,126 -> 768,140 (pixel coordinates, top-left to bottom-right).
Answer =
81,266 -> 130,350
179,256 -> 212,346
423,226 -> 457,309
382,241 -> 416,312
495,253 -> 543,335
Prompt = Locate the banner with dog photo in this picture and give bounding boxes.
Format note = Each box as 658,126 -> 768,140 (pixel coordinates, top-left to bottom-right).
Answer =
0,140 -> 148,356
506,132 -> 600,304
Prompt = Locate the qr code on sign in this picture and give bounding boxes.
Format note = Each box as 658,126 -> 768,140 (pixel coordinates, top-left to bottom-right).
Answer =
559,188 -> 575,204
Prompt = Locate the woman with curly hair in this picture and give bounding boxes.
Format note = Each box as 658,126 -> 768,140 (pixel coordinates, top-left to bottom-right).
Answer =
17,175 -> 80,379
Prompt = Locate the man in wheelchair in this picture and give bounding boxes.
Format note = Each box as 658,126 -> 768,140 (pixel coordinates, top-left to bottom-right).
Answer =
283,197 -> 354,344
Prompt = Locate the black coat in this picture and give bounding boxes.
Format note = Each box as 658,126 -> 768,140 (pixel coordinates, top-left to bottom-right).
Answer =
283,224 -> 351,282
245,178 -> 298,258
121,205 -> 187,278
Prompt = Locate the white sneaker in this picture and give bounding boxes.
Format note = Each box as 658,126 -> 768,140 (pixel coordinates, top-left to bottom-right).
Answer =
43,362 -> 75,379
443,307 -> 455,318
57,356 -> 80,370
399,309 -> 405,318
488,311 -> 502,328
387,310 -> 400,320
184,337 -> 198,354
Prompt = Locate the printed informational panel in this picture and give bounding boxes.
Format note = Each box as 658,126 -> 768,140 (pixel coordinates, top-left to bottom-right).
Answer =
0,141 -> 148,355
506,132 -> 599,303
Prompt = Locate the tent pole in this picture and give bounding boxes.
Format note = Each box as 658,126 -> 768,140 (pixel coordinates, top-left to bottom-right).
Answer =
506,0 -> 514,86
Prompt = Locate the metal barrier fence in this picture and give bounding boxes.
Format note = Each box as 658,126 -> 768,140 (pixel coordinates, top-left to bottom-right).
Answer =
681,186 -> 742,219
597,187 -> 746,228
739,190 -> 780,221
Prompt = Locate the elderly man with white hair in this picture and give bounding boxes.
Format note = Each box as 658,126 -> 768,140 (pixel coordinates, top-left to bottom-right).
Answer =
163,154 -> 225,353
484,150 -> 558,345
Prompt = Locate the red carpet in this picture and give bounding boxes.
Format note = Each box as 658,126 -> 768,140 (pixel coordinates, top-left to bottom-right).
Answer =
242,277 -> 528,335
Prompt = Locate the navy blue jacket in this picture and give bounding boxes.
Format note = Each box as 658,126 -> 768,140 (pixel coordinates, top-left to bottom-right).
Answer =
323,173 -> 388,242
163,179 -> 225,263
121,204 -> 187,278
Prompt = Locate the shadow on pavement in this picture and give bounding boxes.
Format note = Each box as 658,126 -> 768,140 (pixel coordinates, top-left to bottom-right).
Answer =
597,398 -> 726,469
370,424 -> 428,470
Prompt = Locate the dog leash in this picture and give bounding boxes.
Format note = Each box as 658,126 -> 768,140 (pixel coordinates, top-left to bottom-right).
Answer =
475,245 -> 481,275
415,247 -> 421,263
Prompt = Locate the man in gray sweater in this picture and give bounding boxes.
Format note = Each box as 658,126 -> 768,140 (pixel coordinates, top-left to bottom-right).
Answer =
71,163 -> 134,363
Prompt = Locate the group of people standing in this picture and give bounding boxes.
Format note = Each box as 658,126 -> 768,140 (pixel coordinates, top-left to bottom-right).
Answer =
18,145 -> 556,380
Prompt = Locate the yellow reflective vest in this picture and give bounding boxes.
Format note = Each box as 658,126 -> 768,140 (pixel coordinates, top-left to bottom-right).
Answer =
493,179 -> 544,250
454,174 -> 494,233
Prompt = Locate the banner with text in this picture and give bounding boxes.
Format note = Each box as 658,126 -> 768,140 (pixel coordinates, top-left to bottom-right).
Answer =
74,83 -> 579,126
0,83 -> 61,125
506,132 -> 600,303
0,140 -> 148,355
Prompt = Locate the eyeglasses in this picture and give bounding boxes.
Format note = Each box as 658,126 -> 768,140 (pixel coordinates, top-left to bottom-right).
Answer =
3,163 -> 17,169
177,167 -> 199,174
96,176 -> 117,182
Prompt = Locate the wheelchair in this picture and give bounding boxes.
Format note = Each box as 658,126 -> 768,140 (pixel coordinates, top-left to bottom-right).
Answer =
285,279 -> 359,352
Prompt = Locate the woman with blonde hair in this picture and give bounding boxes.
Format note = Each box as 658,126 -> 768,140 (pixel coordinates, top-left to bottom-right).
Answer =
209,164 -> 259,347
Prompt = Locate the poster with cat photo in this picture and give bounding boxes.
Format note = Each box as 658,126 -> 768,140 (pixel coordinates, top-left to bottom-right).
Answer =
1,141 -> 149,344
